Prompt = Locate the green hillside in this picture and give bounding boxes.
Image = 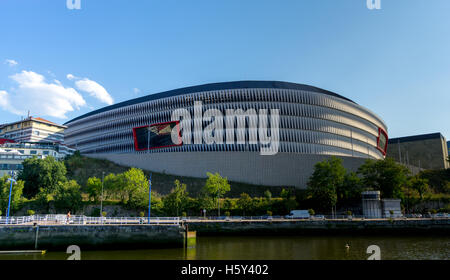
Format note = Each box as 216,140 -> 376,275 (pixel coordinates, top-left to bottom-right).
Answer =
64,152 -> 292,198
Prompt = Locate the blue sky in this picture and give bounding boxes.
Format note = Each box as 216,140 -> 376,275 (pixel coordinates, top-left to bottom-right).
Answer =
0,0 -> 449,139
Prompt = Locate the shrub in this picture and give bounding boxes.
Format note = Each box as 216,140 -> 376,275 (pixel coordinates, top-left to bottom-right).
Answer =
346,210 -> 352,216
267,210 -> 273,216
90,208 -> 100,217
53,180 -> 83,212
139,211 -> 145,217
308,209 -> 315,216
0,176 -> 25,212
102,211 -> 107,217
264,190 -> 272,200
27,210 -> 35,216
19,156 -> 67,199
225,211 -> 230,217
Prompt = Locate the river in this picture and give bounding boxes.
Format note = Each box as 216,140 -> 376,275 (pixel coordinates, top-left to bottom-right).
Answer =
1,235 -> 449,260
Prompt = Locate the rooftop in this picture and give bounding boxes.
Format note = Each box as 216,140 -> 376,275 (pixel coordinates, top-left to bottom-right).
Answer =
1,117 -> 67,129
388,132 -> 445,144
65,80 -> 357,125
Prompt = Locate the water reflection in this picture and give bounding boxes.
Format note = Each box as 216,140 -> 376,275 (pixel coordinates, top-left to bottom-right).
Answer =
0,235 -> 448,260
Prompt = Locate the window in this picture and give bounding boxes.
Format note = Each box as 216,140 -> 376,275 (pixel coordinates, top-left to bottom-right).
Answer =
43,151 -> 49,155
18,150 -> 24,154
30,150 -> 37,155
133,121 -> 181,151
377,128 -> 388,155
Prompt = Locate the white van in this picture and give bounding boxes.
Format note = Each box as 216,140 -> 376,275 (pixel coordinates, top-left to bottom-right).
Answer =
285,210 -> 310,219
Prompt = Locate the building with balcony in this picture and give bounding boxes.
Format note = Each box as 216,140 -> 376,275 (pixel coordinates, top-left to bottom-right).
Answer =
0,117 -> 66,144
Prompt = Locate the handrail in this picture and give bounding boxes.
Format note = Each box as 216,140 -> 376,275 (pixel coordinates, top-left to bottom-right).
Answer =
0,214 -> 448,225
0,215 -> 180,225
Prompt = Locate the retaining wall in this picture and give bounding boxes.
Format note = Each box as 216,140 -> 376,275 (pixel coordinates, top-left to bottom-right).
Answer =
0,225 -> 185,250
186,219 -> 450,236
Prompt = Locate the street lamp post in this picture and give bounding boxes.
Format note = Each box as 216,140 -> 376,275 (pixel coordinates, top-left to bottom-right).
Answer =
100,171 -> 105,220
148,173 -> 152,224
217,191 -> 220,217
6,171 -> 16,225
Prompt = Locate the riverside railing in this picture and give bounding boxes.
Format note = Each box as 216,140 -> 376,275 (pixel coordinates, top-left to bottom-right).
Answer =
0,214 -> 448,225
0,215 -> 180,225
177,214 -> 448,221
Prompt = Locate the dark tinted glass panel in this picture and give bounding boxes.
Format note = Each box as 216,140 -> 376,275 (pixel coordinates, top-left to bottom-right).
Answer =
378,131 -> 387,152
134,122 -> 180,150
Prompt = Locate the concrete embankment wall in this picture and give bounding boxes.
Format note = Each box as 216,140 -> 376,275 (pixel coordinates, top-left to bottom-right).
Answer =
186,219 -> 450,236
0,225 -> 185,250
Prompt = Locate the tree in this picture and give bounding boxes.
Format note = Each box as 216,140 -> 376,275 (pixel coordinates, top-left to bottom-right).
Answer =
121,168 -> 149,205
120,168 -> 151,209
338,172 -> 363,201
409,176 -> 429,201
357,158 -> 409,199
280,188 -> 290,199
53,180 -> 83,213
416,169 -> 450,194
103,168 -> 149,207
126,182 -> 150,210
307,156 -> 345,212
197,194 -> 215,215
86,177 -> 102,202
285,197 -> 298,213
162,180 -> 189,216
264,190 -> 272,200
149,192 -> 164,216
203,172 -> 231,200
0,175 -> 25,214
222,198 -> 235,214
203,172 -> 231,216
103,173 -> 121,200
35,189 -> 55,213
18,156 -> 67,199
237,193 -> 253,216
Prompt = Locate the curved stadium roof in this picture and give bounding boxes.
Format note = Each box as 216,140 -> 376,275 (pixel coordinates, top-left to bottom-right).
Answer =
65,81 -> 356,125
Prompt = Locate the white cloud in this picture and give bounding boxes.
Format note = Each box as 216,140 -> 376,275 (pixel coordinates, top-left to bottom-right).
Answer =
0,90 -> 10,109
4,59 -> 18,67
74,77 -> 114,105
0,70 -> 86,119
133,88 -> 141,94
0,90 -> 22,115
66,73 -> 77,81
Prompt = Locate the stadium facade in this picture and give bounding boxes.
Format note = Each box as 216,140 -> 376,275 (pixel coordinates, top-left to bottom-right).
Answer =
64,81 -> 388,188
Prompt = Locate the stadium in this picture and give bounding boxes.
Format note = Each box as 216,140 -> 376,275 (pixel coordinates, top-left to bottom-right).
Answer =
64,81 -> 388,189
